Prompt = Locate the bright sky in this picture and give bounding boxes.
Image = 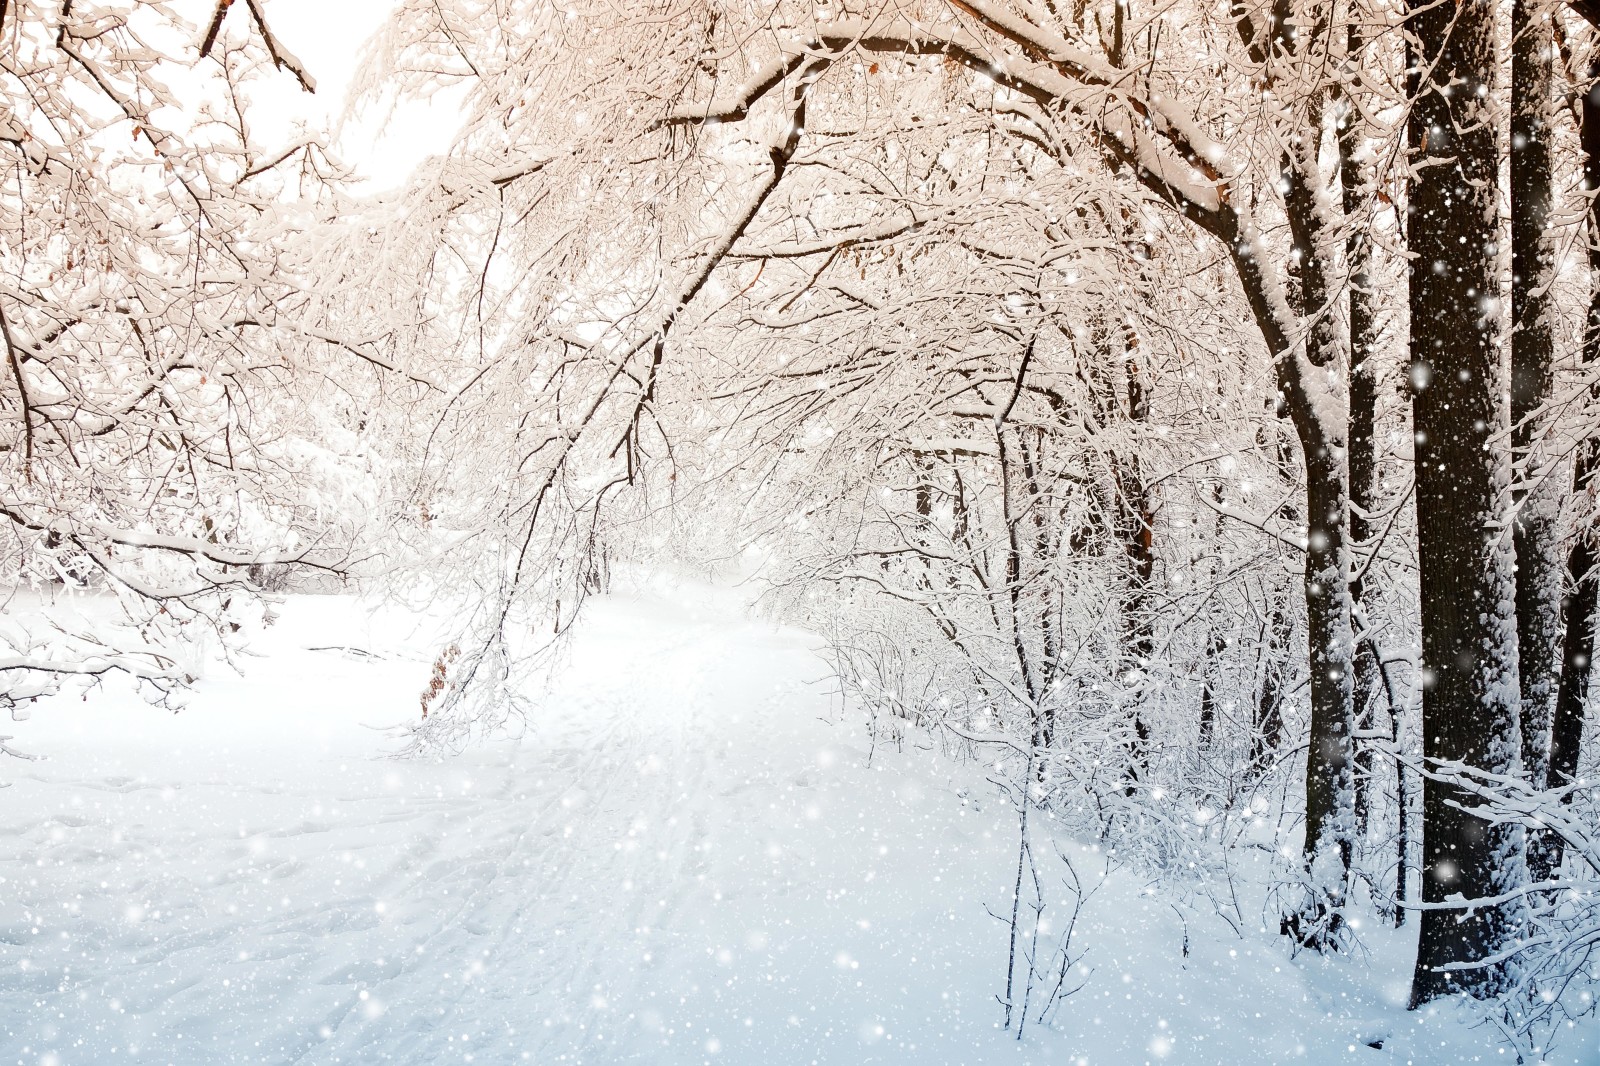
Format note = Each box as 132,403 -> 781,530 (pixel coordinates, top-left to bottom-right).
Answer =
241,0 -> 465,189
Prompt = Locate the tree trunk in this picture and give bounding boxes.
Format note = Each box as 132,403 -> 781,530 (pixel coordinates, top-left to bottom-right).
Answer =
1540,64 -> 1600,881
1083,317 -> 1156,788
1250,413 -> 1296,773
1199,482 -> 1227,756
1199,630 -> 1224,752
1406,0 -> 1527,1006
1395,744 -> 1411,927
1340,23 -> 1385,843
1252,583 -> 1291,770
1296,442 -> 1357,902
1275,111 -> 1359,931
1218,175 -> 1357,931
1511,0 -> 1563,795
1113,331 -> 1155,788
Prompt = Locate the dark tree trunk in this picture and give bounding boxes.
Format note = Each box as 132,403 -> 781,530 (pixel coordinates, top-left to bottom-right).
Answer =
1511,0 -> 1563,795
1199,482 -> 1227,755
1251,586 -> 1290,770
1113,331 -> 1155,787
1083,317 -> 1156,788
1547,538 -> 1595,869
1213,16 -> 1357,891
1350,645 -> 1383,837
1297,441 -> 1356,898
1340,23 -> 1384,843
1406,0 -> 1527,1007
1250,414 -> 1297,774
1222,212 -> 1357,922
1275,109 -> 1358,923
1540,66 -> 1600,881
1198,630 -> 1224,752
1395,748 -> 1411,927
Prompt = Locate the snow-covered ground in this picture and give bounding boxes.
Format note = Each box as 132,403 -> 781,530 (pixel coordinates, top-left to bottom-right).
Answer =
0,580 -> 1593,1065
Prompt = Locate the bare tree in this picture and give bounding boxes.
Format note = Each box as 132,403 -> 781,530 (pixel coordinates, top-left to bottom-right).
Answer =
0,0 -> 369,714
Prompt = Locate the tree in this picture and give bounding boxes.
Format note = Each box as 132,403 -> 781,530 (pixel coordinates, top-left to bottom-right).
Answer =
1405,0 -> 1528,1005
1541,15 -> 1600,884
1511,0 -> 1564,812
350,0 -> 1595,1014
0,2 -> 370,714
650,0 -> 1374,940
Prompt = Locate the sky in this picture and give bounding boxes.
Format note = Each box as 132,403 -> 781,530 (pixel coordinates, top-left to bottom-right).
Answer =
236,0 -> 465,189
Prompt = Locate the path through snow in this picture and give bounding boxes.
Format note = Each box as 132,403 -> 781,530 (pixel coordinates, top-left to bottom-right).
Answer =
0,580 -> 1592,1064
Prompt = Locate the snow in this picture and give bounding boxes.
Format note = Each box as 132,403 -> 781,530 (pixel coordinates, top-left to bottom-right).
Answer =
1,580 -> 1594,1065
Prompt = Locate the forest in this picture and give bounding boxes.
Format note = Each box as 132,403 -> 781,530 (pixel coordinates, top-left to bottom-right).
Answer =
3,0 -> 1600,1062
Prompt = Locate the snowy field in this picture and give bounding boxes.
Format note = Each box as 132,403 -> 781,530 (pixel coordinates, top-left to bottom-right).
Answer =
0,581 -> 1594,1065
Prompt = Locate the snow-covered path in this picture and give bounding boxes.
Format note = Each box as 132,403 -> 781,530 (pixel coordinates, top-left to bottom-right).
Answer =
1,582 -> 1593,1064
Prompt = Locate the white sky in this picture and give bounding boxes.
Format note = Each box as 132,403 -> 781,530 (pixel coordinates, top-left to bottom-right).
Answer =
241,0 -> 465,189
